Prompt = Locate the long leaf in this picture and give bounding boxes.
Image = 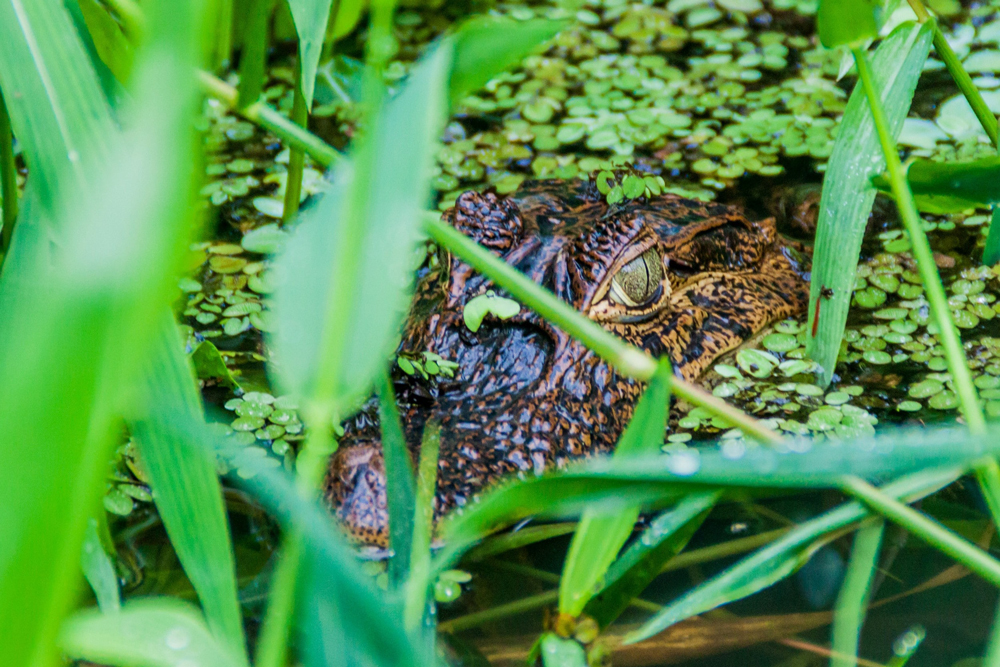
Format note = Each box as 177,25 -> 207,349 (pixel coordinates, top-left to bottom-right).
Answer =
270,40 -> 451,414
625,468 -> 956,643
378,373 -> 416,588
449,16 -> 564,107
60,599 -> 244,667
559,360 -> 672,616
831,520 -> 884,667
806,21 -> 934,385
584,491 -> 720,628
129,315 -> 248,662
0,0 -> 116,222
872,155 -> 1000,213
285,0 -> 333,108
0,0 -> 203,660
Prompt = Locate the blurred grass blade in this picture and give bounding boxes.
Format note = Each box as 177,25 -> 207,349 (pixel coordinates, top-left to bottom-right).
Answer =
986,207 -> 1000,266
0,88 -> 16,261
75,0 -> 134,83
405,422 -> 442,631
806,22 -> 933,385
584,491 -> 720,629
0,0 -> 116,220
625,468 -> 956,644
60,599 -> 244,667
449,16 -> 564,107
285,0 -> 333,108
209,430 -> 429,666
559,360 -> 672,617
831,520 -> 884,667
81,518 -> 121,613
129,315 -> 248,662
270,41 -> 451,414
817,0 -> 877,47
237,0 -> 274,107
0,0 -> 204,660
328,0 -> 365,41
378,373 -> 416,587
872,155 -> 1000,213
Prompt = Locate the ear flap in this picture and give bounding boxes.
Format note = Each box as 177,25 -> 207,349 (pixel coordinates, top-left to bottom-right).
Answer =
447,190 -> 523,252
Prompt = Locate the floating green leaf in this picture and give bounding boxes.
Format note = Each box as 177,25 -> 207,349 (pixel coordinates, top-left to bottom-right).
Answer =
463,293 -> 521,332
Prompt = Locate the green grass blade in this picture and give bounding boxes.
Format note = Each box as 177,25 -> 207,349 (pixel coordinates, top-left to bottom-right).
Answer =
584,491 -> 720,628
210,432 -> 429,666
872,155 -> 1000,213
377,373 -> 416,588
80,518 -> 121,613
285,0 -> 333,108
852,43 -> 985,434
0,0 -> 203,659
986,208 -> 1000,266
625,468 -> 956,643
60,599 -> 244,667
328,0 -> 365,40
559,360 -> 672,617
129,315 -> 248,663
404,422 -> 442,631
236,0 -> 273,107
0,87 -> 17,263
75,0 -> 134,83
269,40 -> 451,415
840,476 -> 1000,586
817,0 -> 877,48
449,16 -> 564,107
831,520 -> 884,667
0,0 -> 116,220
806,22 -> 933,385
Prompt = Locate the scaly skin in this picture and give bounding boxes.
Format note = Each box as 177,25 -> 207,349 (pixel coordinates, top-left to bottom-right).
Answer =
324,180 -> 810,546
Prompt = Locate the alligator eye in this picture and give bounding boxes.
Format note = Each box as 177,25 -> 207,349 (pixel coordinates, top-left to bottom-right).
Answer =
609,248 -> 665,307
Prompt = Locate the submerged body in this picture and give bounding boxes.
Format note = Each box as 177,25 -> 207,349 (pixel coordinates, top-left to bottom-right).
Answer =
324,180 -> 810,546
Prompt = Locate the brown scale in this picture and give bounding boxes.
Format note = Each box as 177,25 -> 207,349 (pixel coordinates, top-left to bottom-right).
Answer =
324,180 -> 810,547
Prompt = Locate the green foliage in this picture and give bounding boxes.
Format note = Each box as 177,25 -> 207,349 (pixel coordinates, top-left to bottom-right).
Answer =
61,599 -> 246,667
285,0 -> 333,108
817,0 -> 878,48
559,360 -> 672,617
806,22 -> 933,385
130,318 -> 248,662
873,155 -> 1000,213
462,291 -> 521,332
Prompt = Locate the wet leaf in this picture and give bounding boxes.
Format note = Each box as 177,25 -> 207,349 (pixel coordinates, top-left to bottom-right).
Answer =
806,22 -> 934,385
190,340 -> 240,389
285,0 -> 334,108
873,155 -> 1000,213
60,599 -> 244,667
560,361 -> 672,617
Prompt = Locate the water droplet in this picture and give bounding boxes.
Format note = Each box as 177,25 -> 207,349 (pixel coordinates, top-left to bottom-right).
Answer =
165,627 -> 190,650
68,150 -> 79,162
666,450 -> 700,476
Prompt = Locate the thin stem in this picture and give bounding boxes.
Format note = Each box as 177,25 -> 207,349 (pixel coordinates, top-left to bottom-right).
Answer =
423,214 -> 784,445
983,598 -> 1000,667
198,71 -> 341,167
253,536 -> 302,667
906,0 -> 998,147
840,475 -> 1000,587
282,61 -> 308,224
0,87 -> 17,267
404,423 -> 441,631
104,0 -> 146,42
831,520 -> 884,667
852,47 -> 986,434
254,423 -> 333,667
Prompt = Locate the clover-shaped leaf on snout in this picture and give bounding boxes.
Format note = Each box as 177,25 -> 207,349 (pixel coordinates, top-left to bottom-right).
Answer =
463,291 -> 521,333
